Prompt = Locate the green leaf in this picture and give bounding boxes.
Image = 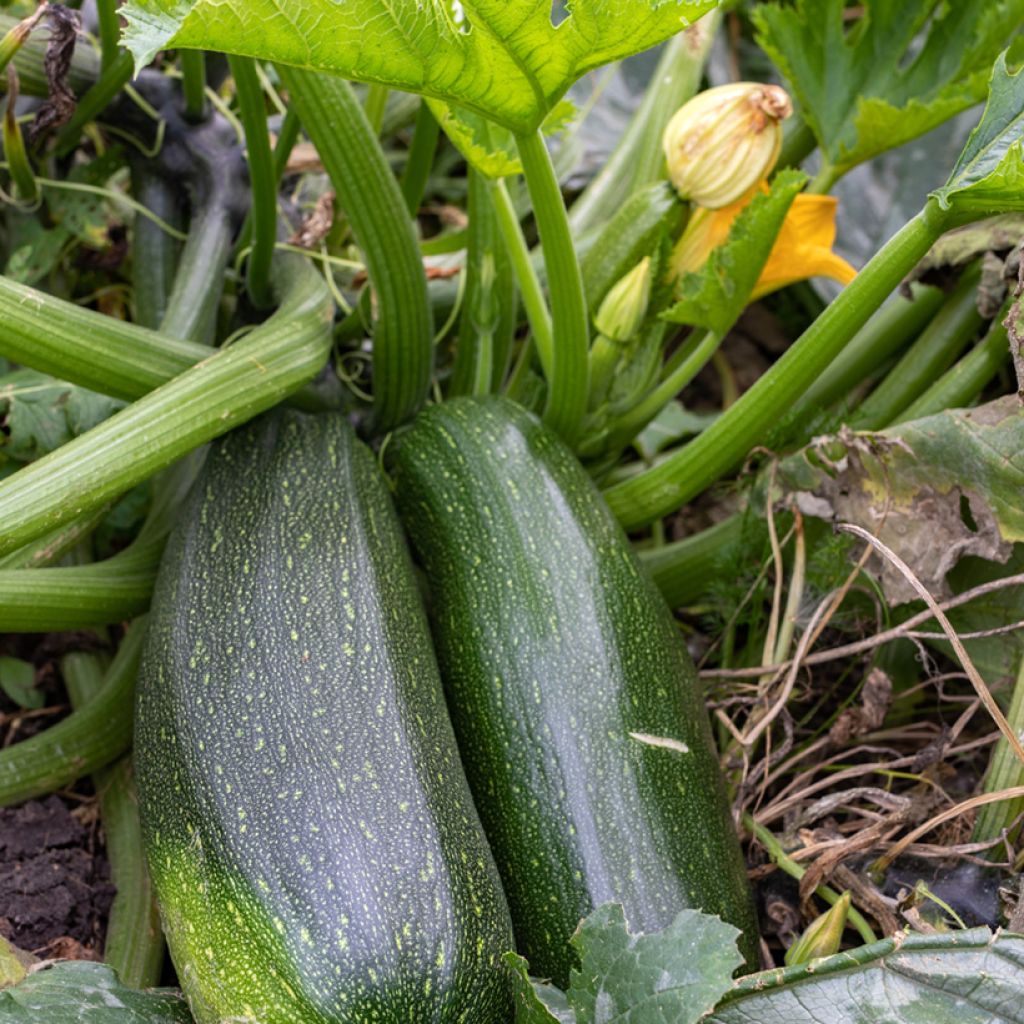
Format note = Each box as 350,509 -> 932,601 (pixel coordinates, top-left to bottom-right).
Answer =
662,170 -> 805,335
0,657 -> 43,710
120,0 -> 717,134
567,903 -> 741,1024
0,370 -> 123,463
776,396 -> 1024,605
429,101 -> 524,179
0,961 -> 192,1023
709,928 -> 1024,1024
506,952 -> 575,1024
932,52 -> 1024,214
633,400 -> 716,460
753,0 -> 1024,177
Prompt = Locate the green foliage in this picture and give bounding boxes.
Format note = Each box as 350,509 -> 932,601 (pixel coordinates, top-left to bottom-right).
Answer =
508,903 -> 742,1024
0,657 -> 41,710
663,169 -> 806,335
121,0 -> 716,134
0,370 -> 122,464
0,962 -> 192,1023
753,0 -> 1024,179
932,53 -> 1024,213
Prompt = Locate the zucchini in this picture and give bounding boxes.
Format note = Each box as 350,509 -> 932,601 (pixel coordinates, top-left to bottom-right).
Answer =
136,409 -> 513,1024
394,397 -> 758,987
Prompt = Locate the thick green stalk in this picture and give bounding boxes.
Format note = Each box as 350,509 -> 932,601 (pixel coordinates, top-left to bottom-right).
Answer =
569,10 -> 719,237
95,0 -> 121,70
852,262 -> 984,430
638,514 -> 745,608
62,636 -> 164,988
279,66 -> 431,431
400,100 -> 440,217
0,258 -> 332,557
795,283 -> 945,418
364,83 -> 389,135
0,538 -> 162,630
0,506 -> 110,570
900,312 -> 1011,423
516,129 -> 588,442
180,50 -> 207,122
54,49 -> 134,157
229,55 -> 275,309
605,203 -> 949,530
130,168 -> 183,331
0,14 -> 99,98
0,619 -> 145,806
450,169 -> 516,397
972,657 -> 1024,847
489,177 -> 554,377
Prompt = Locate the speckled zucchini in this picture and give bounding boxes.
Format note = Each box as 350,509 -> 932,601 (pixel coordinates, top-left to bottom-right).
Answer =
393,396 -> 758,987
135,409 -> 513,1024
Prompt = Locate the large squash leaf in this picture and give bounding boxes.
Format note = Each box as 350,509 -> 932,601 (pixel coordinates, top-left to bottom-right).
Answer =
0,962 -> 192,1023
121,0 -> 716,134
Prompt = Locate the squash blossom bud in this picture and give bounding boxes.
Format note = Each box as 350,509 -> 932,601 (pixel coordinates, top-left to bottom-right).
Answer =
663,82 -> 792,208
785,891 -> 851,966
594,257 -> 653,343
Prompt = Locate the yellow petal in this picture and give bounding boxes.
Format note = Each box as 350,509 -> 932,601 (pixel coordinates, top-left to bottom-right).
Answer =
668,184 -> 857,300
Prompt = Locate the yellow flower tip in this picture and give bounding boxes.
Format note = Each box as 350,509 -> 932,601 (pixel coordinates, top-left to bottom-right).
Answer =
668,184 -> 857,299
663,82 -> 792,208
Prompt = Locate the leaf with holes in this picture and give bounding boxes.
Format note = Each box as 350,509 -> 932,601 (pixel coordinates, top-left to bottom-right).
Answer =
120,0 -> 717,134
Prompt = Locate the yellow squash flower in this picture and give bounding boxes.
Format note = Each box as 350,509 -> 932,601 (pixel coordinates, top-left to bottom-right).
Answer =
670,185 -> 857,299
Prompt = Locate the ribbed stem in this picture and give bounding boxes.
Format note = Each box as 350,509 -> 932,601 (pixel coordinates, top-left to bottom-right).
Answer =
364,83 -> 389,135
0,506 -> 111,570
180,49 -> 206,122
852,262 -> 983,430
605,204 -> 948,530
0,258 -> 331,557
900,312 -> 1011,423
0,619 -> 145,806
130,168 -> 183,331
400,100 -> 440,217
95,0 -> 120,71
279,66 -> 431,432
516,128 -> 588,443
54,49 -> 134,157
229,55 -> 275,309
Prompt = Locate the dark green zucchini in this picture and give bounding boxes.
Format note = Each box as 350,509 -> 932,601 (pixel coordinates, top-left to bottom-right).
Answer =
136,409 -> 513,1024
394,396 -> 758,986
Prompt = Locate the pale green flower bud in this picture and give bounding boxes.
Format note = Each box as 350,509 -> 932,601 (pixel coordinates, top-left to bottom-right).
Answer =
594,257 -> 652,343
663,82 -> 791,208
785,891 -> 851,966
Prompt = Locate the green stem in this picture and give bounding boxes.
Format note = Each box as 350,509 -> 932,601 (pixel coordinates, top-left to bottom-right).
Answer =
0,505 -> 110,570
900,309 -> 1011,423
451,170 -> 516,397
95,0 -> 121,71
0,13 -> 100,98
0,257 -> 331,557
777,114 -> 817,171
364,83 -> 389,136
569,9 -> 719,237
62,631 -> 164,988
129,167 -> 183,330
743,813 -> 877,945
794,283 -> 945,418
280,67 -> 431,432
400,100 -> 440,217
54,49 -> 134,157
852,261 -> 983,430
0,538 -> 162,631
2,85 -> 36,203
605,329 -> 720,452
605,203 -> 949,530
638,513 -> 745,608
516,129 -> 588,442
180,49 -> 207,122
0,618 -> 145,807
587,334 -> 623,409
973,657 -> 1024,847
229,55 -> 275,309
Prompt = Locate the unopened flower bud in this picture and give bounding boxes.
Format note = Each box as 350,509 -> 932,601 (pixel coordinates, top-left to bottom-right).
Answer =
594,257 -> 652,343
785,891 -> 850,966
663,82 -> 792,208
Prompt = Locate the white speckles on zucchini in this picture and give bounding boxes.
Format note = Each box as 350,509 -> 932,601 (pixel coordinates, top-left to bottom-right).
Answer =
136,409 -> 513,1024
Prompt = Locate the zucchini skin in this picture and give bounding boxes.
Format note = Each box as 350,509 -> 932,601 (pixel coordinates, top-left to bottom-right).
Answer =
394,397 -> 758,986
136,409 -> 513,1024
